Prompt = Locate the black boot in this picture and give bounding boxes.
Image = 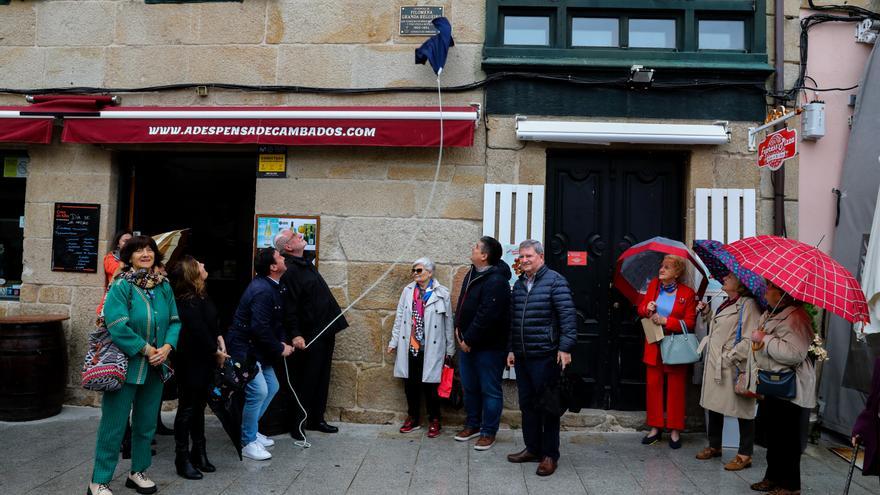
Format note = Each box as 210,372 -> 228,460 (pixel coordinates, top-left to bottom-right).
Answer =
190,441 -> 215,473
175,452 -> 203,480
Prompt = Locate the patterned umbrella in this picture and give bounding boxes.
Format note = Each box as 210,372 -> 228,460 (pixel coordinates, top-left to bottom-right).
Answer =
152,228 -> 189,268
693,239 -> 767,304
725,235 -> 870,324
613,236 -> 710,305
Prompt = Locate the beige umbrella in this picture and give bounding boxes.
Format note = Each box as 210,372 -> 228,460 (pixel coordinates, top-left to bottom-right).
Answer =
152,229 -> 189,267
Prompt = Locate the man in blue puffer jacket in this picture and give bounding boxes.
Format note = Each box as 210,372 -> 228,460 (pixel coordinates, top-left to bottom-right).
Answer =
506,239 -> 577,477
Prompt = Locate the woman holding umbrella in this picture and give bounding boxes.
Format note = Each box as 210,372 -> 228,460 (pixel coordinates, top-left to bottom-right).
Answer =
693,240 -> 765,471
637,254 -> 697,449
725,235 -> 871,495
748,280 -> 815,494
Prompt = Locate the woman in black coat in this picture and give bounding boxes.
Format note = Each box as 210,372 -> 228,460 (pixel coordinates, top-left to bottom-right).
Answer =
170,256 -> 227,480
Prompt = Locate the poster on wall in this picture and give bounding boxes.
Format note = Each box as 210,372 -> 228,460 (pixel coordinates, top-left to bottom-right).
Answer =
254,215 -> 319,266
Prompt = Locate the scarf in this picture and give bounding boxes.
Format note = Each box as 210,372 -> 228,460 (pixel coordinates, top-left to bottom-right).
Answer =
120,268 -> 166,299
409,280 -> 434,357
716,295 -> 741,315
659,281 -> 678,293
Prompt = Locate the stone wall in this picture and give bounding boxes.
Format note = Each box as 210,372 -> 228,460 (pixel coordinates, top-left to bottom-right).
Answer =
0,0 -> 796,426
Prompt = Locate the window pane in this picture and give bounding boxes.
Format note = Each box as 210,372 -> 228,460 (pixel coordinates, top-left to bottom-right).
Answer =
572,18 -> 619,47
629,19 -> 676,49
699,20 -> 745,50
503,16 -> 550,46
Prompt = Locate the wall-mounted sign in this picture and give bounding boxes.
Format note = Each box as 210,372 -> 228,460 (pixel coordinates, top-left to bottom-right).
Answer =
757,127 -> 797,171
257,145 -> 287,178
254,215 -> 319,266
52,203 -> 100,273
3,155 -> 28,178
399,6 -> 443,36
567,251 -> 588,266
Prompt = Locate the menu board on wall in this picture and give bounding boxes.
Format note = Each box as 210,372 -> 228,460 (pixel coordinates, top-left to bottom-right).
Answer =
51,203 -> 100,273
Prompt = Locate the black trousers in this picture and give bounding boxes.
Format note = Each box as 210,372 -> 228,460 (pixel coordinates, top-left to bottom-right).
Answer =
403,352 -> 440,422
515,354 -> 560,461
291,332 -> 335,426
757,397 -> 810,491
173,383 -> 208,453
707,410 -> 755,456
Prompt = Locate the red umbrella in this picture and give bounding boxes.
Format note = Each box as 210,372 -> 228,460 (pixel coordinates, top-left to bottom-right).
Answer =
725,235 -> 870,324
613,236 -> 710,305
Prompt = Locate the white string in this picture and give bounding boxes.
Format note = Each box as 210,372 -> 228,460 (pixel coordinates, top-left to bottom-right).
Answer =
283,70 -> 447,448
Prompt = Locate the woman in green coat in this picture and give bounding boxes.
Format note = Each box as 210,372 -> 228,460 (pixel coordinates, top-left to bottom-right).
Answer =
88,235 -> 180,495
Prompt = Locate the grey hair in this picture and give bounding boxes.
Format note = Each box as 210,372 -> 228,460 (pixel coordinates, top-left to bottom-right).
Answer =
273,230 -> 292,252
412,257 -> 435,273
518,239 -> 544,255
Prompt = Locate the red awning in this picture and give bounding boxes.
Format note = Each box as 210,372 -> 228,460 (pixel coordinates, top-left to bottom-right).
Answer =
62,106 -> 479,147
0,110 -> 54,144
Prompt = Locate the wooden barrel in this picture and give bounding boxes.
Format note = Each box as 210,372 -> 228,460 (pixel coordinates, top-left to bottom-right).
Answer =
0,315 -> 69,421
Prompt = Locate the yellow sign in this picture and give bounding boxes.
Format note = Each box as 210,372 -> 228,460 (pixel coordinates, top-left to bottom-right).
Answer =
258,154 -> 286,173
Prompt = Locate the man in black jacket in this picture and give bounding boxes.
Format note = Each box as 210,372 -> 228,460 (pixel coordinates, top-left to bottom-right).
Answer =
227,248 -> 294,461
453,236 -> 511,451
275,230 -> 348,436
506,239 -> 577,476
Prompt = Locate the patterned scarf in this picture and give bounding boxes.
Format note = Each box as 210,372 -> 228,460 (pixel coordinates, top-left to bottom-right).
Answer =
409,280 -> 434,357
120,268 -> 166,299
660,281 -> 678,293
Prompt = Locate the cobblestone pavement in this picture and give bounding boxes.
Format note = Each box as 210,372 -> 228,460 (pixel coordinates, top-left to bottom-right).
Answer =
1,407 -> 877,494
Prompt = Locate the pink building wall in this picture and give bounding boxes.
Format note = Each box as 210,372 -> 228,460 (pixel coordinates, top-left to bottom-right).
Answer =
798,13 -> 873,252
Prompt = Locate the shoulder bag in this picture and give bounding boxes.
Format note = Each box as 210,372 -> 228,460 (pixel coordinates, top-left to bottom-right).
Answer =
660,320 -> 701,365
81,318 -> 128,392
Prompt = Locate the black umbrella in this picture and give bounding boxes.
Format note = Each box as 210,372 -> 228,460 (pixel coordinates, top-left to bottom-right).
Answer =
843,443 -> 861,495
208,357 -> 256,460
537,368 -> 579,417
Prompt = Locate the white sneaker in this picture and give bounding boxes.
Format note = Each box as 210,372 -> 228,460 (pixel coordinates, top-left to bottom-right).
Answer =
87,482 -> 113,495
125,471 -> 157,494
256,432 -> 275,447
242,440 -> 272,461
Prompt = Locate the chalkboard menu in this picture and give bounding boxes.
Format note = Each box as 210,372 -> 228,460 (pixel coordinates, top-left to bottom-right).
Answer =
52,203 -> 100,273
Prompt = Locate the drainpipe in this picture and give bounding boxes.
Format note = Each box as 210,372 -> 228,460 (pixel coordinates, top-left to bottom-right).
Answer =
773,0 -> 786,236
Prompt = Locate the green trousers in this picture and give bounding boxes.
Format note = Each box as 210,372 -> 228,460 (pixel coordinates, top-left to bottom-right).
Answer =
92,368 -> 163,484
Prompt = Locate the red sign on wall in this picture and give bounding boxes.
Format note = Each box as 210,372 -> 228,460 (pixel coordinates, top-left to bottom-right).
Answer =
757,127 -> 798,171
567,251 -> 588,266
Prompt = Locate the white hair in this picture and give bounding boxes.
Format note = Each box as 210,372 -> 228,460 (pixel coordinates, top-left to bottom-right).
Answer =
412,257 -> 435,273
273,230 -> 292,252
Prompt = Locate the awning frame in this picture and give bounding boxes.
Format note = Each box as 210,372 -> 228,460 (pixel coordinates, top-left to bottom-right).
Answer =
515,116 -> 730,146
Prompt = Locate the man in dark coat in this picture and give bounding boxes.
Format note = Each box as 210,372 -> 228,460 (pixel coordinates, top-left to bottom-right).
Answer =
853,356 -> 880,479
506,239 -> 577,477
275,229 -> 349,436
227,248 -> 294,460
454,236 -> 511,451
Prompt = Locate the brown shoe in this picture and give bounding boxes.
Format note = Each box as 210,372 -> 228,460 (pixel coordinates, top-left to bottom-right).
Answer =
454,427 -> 480,442
724,455 -> 752,471
536,456 -> 558,476
695,447 -> 722,460
750,479 -> 777,492
474,435 -> 495,451
507,448 -> 541,463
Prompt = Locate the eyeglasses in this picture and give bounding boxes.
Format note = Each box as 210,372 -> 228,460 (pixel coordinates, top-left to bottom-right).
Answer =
411,268 -> 424,274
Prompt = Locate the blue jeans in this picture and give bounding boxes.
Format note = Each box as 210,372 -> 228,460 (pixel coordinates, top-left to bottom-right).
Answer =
458,349 -> 507,437
241,363 -> 279,446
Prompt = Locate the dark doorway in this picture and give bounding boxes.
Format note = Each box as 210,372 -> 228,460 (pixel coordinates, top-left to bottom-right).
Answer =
120,153 -> 257,330
545,150 -> 685,411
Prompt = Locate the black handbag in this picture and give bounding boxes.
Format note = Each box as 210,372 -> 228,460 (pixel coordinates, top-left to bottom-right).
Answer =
756,368 -> 797,399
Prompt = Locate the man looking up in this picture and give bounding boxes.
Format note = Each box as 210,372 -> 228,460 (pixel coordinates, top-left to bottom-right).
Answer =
506,239 -> 577,476
454,236 -> 511,451
227,248 -> 294,461
274,229 -> 348,437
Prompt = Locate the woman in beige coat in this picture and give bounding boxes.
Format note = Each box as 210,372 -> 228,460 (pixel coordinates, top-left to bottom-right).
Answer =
749,280 -> 816,495
696,273 -> 763,470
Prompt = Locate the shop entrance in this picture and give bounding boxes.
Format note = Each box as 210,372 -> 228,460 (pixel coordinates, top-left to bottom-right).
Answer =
120,152 -> 257,329
545,150 -> 685,411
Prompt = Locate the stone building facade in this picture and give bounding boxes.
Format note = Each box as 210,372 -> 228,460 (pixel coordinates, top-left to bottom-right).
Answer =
0,0 -> 799,427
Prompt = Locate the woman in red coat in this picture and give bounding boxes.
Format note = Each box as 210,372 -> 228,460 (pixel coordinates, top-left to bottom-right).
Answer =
637,254 -> 697,449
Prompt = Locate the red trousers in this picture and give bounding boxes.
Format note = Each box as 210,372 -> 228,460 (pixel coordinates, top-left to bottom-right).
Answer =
645,364 -> 687,430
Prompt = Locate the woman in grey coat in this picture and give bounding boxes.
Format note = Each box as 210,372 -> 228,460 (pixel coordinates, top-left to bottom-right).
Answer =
387,258 -> 455,438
